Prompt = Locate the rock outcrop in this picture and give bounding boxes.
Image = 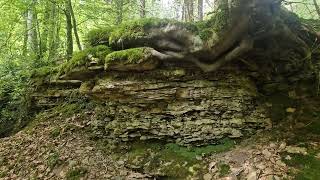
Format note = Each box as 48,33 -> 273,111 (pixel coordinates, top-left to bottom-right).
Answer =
32,53 -> 271,146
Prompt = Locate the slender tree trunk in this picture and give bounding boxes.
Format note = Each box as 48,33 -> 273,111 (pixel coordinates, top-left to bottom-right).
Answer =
182,0 -> 185,21
116,0 -> 124,25
64,0 -> 73,60
40,1 -> 51,58
313,0 -> 320,18
140,0 -> 146,18
26,0 -> 40,60
68,0 -> 82,51
183,0 -> 194,22
23,11 -> 28,56
198,0 -> 203,21
48,3 -> 59,61
189,0 -> 194,22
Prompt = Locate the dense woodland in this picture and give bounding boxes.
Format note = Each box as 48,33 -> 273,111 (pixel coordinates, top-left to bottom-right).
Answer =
0,0 -> 320,179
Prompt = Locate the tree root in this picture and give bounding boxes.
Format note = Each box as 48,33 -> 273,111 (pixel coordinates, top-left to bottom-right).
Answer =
189,38 -> 254,72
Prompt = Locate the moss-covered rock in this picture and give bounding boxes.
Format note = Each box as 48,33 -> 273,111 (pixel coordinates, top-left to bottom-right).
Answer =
104,47 -> 159,71
30,65 -> 60,84
84,27 -> 114,47
109,18 -> 199,50
59,45 -> 112,76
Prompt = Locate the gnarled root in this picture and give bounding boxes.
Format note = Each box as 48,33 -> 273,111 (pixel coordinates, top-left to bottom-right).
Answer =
189,37 -> 254,72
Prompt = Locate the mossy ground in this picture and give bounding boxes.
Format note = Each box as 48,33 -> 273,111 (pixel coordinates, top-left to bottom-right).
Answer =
123,139 -> 235,178
284,107 -> 320,180
284,153 -> 320,180
66,167 -> 88,180
264,96 -> 320,179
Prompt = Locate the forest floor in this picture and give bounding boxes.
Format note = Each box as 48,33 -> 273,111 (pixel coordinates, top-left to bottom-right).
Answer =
0,98 -> 319,180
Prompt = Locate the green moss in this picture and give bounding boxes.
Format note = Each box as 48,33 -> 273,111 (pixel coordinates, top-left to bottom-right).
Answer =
125,139 -> 235,178
219,164 -> 231,177
109,18 -> 198,48
0,157 -> 8,166
50,127 -> 61,138
283,153 -> 320,180
47,151 -> 61,169
30,65 -> 59,79
164,139 -> 235,161
30,66 -> 59,85
104,47 -> 160,71
66,167 -> 88,180
303,111 -> 320,135
59,45 -> 113,75
0,171 -> 7,178
105,47 -> 145,64
84,27 -> 114,47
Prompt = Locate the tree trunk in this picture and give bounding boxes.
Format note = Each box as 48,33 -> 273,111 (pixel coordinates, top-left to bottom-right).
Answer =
64,0 -> 73,60
26,0 -> 39,60
68,0 -> 82,51
39,1 -> 51,59
23,11 -> 28,56
313,0 -> 320,18
140,0 -> 146,18
190,0 -> 313,72
48,3 -> 60,61
115,0 -> 124,25
198,0 -> 203,21
183,0 -> 194,22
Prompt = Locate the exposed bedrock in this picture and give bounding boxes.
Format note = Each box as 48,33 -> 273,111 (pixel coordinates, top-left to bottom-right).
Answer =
31,55 -> 272,145
85,67 -> 271,145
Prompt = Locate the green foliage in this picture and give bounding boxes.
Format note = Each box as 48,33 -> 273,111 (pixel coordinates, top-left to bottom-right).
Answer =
31,66 -> 58,78
59,45 -> 113,75
66,167 -> 88,180
205,9 -> 229,35
0,60 -> 33,137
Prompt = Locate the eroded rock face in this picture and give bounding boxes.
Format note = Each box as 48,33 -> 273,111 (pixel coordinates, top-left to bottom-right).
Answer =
32,52 -> 271,146
76,61 -> 271,145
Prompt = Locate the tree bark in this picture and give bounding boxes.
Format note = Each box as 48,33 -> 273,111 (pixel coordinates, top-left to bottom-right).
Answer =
115,0 -> 124,25
26,0 -> 39,60
183,0 -> 194,22
68,0 -> 82,51
140,0 -> 146,18
64,0 -> 73,60
39,1 -> 51,59
198,0 -> 203,21
48,3 -> 60,61
313,0 -> 320,18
